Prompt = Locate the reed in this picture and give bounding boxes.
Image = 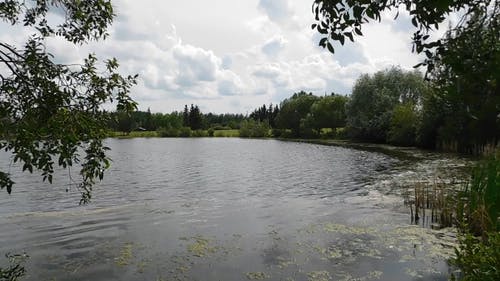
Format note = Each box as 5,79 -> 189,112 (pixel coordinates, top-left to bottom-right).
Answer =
404,179 -> 462,229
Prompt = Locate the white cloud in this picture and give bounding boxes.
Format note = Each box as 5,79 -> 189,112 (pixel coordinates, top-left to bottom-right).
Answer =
173,44 -> 220,85
258,0 -> 293,23
0,0 -> 439,113
261,35 -> 288,57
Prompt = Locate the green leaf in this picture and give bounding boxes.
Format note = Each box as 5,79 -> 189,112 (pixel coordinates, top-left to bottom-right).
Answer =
344,32 -> 354,42
319,37 -> 328,47
326,42 -> 334,54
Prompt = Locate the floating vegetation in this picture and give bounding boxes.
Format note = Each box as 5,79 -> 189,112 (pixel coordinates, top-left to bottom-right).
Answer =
186,236 -> 217,257
275,256 -> 296,269
245,271 -> 270,279
307,270 -> 332,281
336,270 -> 383,281
114,243 -> 134,266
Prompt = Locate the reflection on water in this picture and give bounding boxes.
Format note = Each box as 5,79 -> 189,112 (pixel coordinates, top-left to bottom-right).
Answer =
0,138 -> 469,280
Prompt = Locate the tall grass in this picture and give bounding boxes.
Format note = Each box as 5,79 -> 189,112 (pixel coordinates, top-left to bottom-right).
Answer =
456,153 -> 500,236
407,152 -> 499,280
404,179 -> 462,228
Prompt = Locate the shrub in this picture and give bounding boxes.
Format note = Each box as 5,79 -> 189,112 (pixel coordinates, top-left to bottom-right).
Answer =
239,120 -> 269,138
191,130 -> 208,137
179,127 -> 192,137
207,128 -> 214,137
271,129 -> 283,138
157,126 -> 180,137
387,103 -> 418,146
451,232 -> 500,281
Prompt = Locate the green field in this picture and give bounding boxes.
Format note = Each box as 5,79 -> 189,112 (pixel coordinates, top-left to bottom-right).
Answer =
213,129 -> 240,137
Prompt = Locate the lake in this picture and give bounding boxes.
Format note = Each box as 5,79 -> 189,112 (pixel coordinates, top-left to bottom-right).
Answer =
0,138 -> 469,280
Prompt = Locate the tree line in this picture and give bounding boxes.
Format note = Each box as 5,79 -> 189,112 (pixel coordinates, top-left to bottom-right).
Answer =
108,61 -> 498,155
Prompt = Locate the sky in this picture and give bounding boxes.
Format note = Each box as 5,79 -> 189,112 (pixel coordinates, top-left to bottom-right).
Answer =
2,0 -> 445,114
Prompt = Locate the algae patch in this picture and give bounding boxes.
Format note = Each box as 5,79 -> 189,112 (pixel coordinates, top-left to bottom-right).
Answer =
186,236 -> 217,257
245,271 -> 270,280
115,243 -> 133,266
307,270 -> 332,281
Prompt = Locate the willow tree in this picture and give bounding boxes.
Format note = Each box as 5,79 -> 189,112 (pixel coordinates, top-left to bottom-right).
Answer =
0,0 -> 137,203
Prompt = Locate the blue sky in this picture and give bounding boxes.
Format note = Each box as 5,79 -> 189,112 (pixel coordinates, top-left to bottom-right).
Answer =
2,0 -> 455,114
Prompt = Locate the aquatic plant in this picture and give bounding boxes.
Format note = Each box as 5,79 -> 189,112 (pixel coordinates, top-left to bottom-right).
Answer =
0,253 -> 28,281
404,179 -> 462,229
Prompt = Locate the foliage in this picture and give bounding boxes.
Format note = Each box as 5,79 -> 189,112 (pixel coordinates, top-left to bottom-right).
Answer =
207,128 -> 214,137
191,130 -> 208,137
346,68 -> 426,143
249,103 -> 280,128
109,108 -> 246,132
213,129 -> 239,137
387,103 -> 419,146
311,0 -> 495,72
423,3 -> 500,153
157,126 -> 181,138
452,231 -> 500,281
306,94 -> 348,132
188,104 -> 203,130
450,153 -> 500,281
179,127 -> 192,138
457,155 -> 500,236
275,91 -> 320,137
109,131 -> 158,138
239,120 -> 270,138
0,0 -> 137,203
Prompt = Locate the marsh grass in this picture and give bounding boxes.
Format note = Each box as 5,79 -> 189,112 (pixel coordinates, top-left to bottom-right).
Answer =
404,179 -> 464,229
405,152 -> 499,281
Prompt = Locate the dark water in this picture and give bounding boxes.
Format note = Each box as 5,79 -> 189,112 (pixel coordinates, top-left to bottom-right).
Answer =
0,138 -> 467,281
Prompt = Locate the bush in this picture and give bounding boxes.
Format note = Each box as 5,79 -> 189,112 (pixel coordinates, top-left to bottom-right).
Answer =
336,128 -> 348,139
387,103 -> 418,146
157,126 -> 180,137
451,232 -> 500,281
320,128 -> 336,139
280,130 -> 295,139
271,128 -> 283,138
239,120 -> 269,138
207,128 -> 214,137
179,127 -> 192,137
191,130 -> 208,137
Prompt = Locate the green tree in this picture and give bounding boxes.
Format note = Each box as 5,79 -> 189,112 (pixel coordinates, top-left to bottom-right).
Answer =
387,103 -> 419,146
307,94 -> 348,133
188,104 -> 203,130
346,68 -> 426,143
0,0 -> 137,203
275,91 -> 320,137
424,4 -> 500,153
182,105 -> 189,127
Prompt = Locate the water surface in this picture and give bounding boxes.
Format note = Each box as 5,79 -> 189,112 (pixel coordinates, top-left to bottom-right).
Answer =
0,138 -> 468,280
